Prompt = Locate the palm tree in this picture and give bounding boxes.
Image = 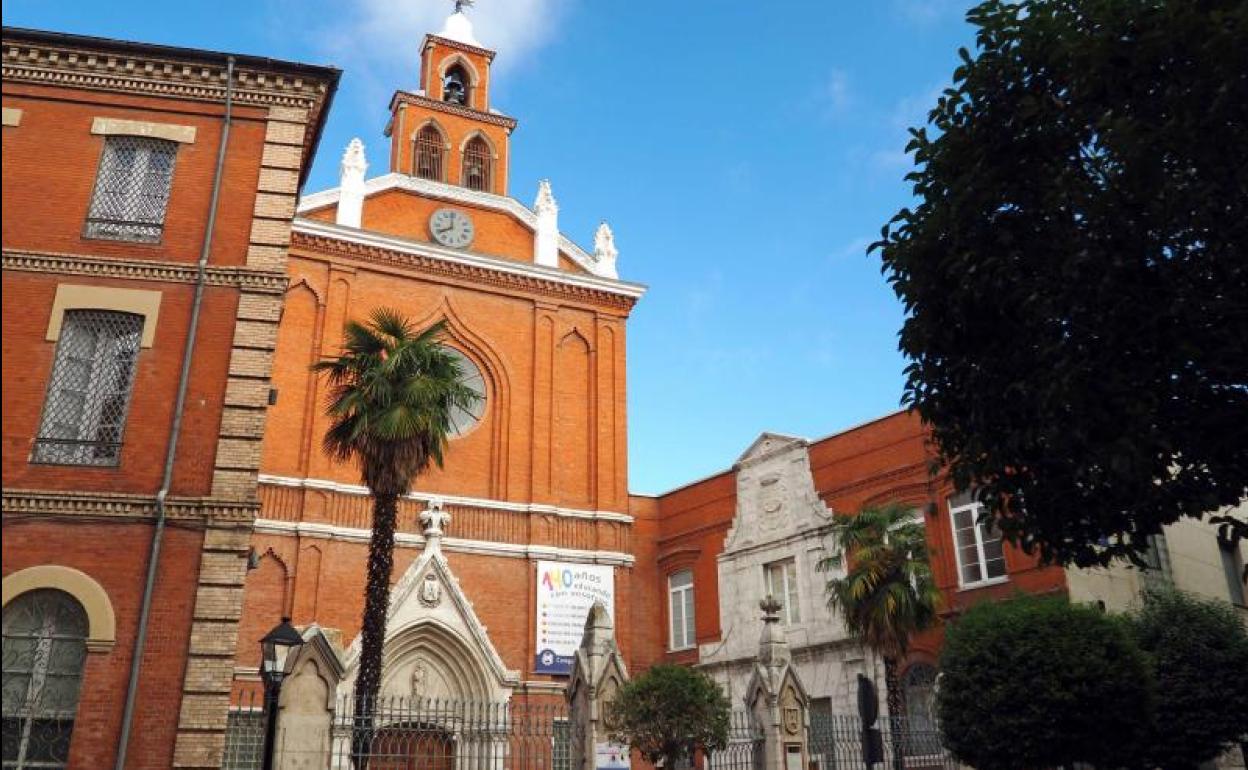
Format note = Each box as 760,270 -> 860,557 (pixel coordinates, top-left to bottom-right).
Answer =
314,309 -> 480,765
821,502 -> 940,768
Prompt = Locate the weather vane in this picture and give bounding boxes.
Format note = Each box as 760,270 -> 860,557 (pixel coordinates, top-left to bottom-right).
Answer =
454,0 -> 474,13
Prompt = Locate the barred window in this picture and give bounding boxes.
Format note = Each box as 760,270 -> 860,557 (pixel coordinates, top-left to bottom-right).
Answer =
33,310 -> 143,466
415,125 -> 446,182
84,135 -> 178,243
222,709 -> 265,770
462,136 -> 492,192
2,589 -> 89,770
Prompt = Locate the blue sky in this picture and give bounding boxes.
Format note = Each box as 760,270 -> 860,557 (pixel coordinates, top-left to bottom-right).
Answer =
4,0 -> 977,495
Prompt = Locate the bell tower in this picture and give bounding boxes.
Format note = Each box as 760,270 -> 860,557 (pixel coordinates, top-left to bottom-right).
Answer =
385,1 -> 517,194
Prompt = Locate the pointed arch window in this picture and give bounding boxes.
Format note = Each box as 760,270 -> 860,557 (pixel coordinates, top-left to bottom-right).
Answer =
462,136 -> 492,193
2,589 -> 90,769
443,64 -> 470,106
414,125 -> 445,182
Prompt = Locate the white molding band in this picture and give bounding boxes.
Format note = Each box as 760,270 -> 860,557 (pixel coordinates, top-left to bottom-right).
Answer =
294,173 -> 638,283
257,474 -> 634,523
253,517 -> 635,566
91,116 -> 197,144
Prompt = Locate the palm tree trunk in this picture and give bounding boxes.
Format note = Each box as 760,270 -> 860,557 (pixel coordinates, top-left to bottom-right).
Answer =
883,656 -> 905,770
352,491 -> 399,768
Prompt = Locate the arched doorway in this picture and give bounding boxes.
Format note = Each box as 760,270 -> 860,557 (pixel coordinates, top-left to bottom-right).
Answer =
370,722 -> 454,770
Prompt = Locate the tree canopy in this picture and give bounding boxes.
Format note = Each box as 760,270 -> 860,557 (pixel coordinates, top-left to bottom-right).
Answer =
1126,589 -> 1248,768
607,664 -> 730,768
936,595 -> 1153,769
874,0 -> 1248,566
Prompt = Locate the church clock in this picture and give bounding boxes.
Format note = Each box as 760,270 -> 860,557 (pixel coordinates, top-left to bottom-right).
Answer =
430,208 -> 475,249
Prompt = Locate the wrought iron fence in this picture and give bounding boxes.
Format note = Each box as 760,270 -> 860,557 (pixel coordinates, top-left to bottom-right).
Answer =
809,713 -> 959,770
707,710 -> 763,770
224,694 -> 575,770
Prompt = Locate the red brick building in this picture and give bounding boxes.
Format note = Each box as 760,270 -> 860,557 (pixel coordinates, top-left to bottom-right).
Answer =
1,27 -> 337,769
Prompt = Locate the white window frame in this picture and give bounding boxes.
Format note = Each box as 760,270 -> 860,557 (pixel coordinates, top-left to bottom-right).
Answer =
948,496 -> 1008,589
763,559 -> 801,624
667,569 -> 696,651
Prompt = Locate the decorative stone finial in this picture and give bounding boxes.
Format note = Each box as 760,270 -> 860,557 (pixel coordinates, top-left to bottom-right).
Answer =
758,594 -> 790,666
337,138 -> 368,229
420,498 -> 451,551
533,180 -> 560,268
593,222 -> 619,279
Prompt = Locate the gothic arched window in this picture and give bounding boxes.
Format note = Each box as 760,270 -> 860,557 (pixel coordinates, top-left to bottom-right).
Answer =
414,125 -> 445,182
2,589 -> 90,768
442,64 -> 470,106
900,663 -> 941,756
462,137 -> 492,192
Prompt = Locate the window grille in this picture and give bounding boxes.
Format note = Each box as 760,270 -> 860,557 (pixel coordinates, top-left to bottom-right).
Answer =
2,589 -> 89,770
462,137 -> 492,192
222,709 -> 265,770
33,310 -> 143,466
84,136 -> 177,243
415,125 -> 446,182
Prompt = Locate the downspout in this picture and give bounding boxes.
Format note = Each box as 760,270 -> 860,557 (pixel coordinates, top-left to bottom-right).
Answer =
114,55 -> 236,770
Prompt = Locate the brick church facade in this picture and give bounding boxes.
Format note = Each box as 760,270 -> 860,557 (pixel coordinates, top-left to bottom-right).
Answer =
4,9 -> 1245,770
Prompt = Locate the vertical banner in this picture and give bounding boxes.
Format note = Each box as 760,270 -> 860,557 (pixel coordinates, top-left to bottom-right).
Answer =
534,561 -> 614,675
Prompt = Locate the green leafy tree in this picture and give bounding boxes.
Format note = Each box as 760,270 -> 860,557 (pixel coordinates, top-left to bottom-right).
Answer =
873,0 -> 1248,568
937,595 -> 1153,769
607,664 -> 730,769
820,503 -> 940,766
314,311 -> 479,763
1127,589 -> 1248,769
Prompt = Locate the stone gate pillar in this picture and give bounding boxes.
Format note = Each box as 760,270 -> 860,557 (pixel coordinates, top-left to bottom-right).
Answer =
275,625 -> 344,770
567,602 -> 629,770
745,597 -> 810,770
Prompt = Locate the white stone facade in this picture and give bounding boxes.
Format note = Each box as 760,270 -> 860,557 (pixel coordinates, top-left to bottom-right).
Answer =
699,433 -> 887,717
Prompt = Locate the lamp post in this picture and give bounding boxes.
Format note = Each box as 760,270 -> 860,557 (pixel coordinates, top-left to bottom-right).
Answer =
259,616 -> 305,770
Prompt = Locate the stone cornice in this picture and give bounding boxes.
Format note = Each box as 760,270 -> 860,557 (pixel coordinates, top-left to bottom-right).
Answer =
2,32 -> 331,110
2,488 -> 259,523
390,90 -> 516,130
297,173 -> 616,279
3,250 -> 289,294
290,219 -> 643,312
421,34 -> 497,62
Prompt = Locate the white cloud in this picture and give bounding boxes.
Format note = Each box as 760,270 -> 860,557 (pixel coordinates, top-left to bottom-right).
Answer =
821,68 -> 852,118
315,0 -> 569,109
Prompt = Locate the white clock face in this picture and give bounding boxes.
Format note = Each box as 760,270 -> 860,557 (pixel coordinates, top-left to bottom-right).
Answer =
430,208 -> 474,249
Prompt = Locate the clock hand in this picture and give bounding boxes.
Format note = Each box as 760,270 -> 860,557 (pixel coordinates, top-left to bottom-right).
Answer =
436,224 -> 454,234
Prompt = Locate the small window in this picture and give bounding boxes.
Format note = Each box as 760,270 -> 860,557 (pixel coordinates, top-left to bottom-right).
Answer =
2,589 -> 90,770
414,125 -> 446,182
764,559 -> 800,624
33,310 -> 143,466
668,570 -> 695,651
443,64 -> 470,106
462,136 -> 492,192
222,709 -> 265,770
1220,538 -> 1246,606
948,493 -> 1007,587
84,135 -> 178,243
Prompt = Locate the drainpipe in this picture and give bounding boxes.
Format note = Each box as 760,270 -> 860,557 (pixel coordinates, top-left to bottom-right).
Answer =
114,55 -> 236,770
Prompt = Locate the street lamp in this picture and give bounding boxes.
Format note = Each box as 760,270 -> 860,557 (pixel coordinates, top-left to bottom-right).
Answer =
259,616 -> 305,770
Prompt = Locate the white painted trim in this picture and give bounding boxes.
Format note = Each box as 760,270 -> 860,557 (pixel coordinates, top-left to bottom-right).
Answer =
258,474 -> 634,523
253,518 -> 636,566
294,173 -> 636,282
290,215 -> 644,299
